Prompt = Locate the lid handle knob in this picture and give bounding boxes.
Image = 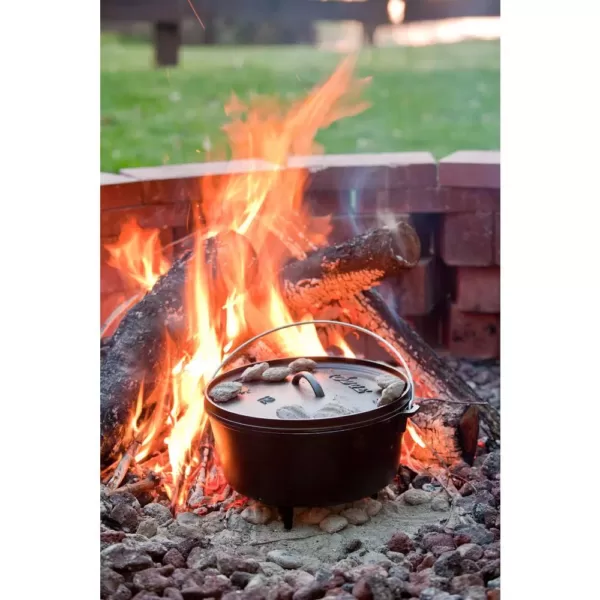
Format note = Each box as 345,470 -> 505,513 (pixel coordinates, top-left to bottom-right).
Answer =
291,372 -> 325,398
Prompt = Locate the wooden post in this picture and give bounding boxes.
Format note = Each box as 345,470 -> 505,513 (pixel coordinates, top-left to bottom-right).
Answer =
154,22 -> 181,67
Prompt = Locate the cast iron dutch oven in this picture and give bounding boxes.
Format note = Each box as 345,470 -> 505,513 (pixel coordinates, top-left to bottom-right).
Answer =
204,320 -> 418,513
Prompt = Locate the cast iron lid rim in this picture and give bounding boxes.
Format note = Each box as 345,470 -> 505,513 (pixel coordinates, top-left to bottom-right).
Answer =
207,403 -> 419,434
205,355 -> 416,429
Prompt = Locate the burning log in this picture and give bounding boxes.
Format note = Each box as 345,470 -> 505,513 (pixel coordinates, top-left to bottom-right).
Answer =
101,251 -> 192,464
108,471 -> 161,498
282,222 -> 421,314
408,399 -> 480,467
327,289 -> 500,459
106,439 -> 141,490
101,224 -> 421,465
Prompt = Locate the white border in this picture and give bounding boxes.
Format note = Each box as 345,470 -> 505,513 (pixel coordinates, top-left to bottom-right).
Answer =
1,2 -> 98,595
503,1 -> 599,597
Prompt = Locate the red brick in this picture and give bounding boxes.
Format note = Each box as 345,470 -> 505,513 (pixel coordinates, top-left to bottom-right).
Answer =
441,212 -> 494,266
101,181 -> 146,210
327,211 -> 412,245
494,213 -> 500,265
438,151 -> 500,189
120,160 -> 278,205
447,305 -> 499,359
387,258 -> 438,316
455,267 -> 500,313
357,187 -> 499,214
289,152 -> 437,191
436,187 -> 500,212
101,263 -> 126,295
101,203 -> 189,237
101,236 -> 124,294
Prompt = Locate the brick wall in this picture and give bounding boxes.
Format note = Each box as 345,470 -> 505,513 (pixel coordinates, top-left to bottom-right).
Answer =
101,150 -> 500,359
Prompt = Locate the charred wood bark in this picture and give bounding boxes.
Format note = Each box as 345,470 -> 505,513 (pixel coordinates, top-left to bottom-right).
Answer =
409,399 -> 480,467
101,251 -> 192,464
329,289 -> 500,452
282,223 -> 421,314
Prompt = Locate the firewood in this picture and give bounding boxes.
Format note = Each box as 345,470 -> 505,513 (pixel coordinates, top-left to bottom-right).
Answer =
108,471 -> 161,497
322,289 -> 499,459
101,251 -> 192,464
106,439 -> 141,491
282,222 -> 420,314
407,399 -> 480,467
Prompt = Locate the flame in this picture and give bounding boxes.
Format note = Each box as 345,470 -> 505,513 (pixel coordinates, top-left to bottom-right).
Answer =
104,57 -> 375,509
105,219 -> 170,291
329,331 -> 357,358
406,421 -> 426,448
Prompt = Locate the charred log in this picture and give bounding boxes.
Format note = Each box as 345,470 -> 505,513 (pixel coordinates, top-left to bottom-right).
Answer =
101,251 -> 192,464
282,222 -> 421,314
328,289 -> 500,452
409,399 -> 480,467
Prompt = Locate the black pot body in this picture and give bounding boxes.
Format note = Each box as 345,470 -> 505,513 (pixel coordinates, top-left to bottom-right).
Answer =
207,401 -> 417,507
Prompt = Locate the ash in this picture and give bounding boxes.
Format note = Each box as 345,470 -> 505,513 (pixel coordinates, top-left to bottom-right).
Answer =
101,361 -> 500,600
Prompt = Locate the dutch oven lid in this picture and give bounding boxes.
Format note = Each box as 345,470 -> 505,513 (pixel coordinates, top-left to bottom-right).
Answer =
205,356 -> 412,421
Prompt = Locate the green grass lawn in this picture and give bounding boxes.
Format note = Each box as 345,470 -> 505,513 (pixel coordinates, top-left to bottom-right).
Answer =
101,34 -> 499,172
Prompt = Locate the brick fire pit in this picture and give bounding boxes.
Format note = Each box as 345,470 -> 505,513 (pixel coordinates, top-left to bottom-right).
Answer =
101,150 -> 500,360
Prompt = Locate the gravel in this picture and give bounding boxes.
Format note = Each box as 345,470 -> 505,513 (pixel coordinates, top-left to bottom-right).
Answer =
99,358 -> 500,600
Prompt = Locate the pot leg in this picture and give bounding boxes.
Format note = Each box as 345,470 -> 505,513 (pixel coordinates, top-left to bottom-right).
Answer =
279,506 -> 294,530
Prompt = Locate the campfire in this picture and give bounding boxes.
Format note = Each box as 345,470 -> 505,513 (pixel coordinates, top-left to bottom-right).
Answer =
100,57 -> 499,525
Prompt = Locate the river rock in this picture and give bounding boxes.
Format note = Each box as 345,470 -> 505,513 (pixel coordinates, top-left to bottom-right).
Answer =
340,508 -> 369,525
241,504 -> 272,525
101,543 -> 153,571
387,532 -> 415,554
319,515 -> 348,533
132,568 -> 174,593
433,551 -> 463,578
163,548 -> 186,569
449,574 -> 484,594
313,402 -> 357,419
111,584 -> 134,600
375,375 -> 401,389
378,381 -> 407,406
142,503 -> 173,525
457,544 -> 483,562
241,363 -> 270,382
277,405 -> 310,420
289,358 -> 318,373
364,499 -> 383,517
284,569 -> 316,588
481,451 -> 500,479
262,367 -> 292,382
137,518 -> 158,538
268,550 -> 306,570
211,382 -> 243,403
401,489 -> 432,506
110,502 -> 141,533
101,566 -> 125,596
298,507 -> 331,525
218,553 -> 260,576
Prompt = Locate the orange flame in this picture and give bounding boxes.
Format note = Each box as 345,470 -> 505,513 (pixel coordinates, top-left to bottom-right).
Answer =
105,219 -> 170,291
104,58 -> 428,508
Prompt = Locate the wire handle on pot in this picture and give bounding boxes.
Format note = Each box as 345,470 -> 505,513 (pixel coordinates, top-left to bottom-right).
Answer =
211,320 -> 414,404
